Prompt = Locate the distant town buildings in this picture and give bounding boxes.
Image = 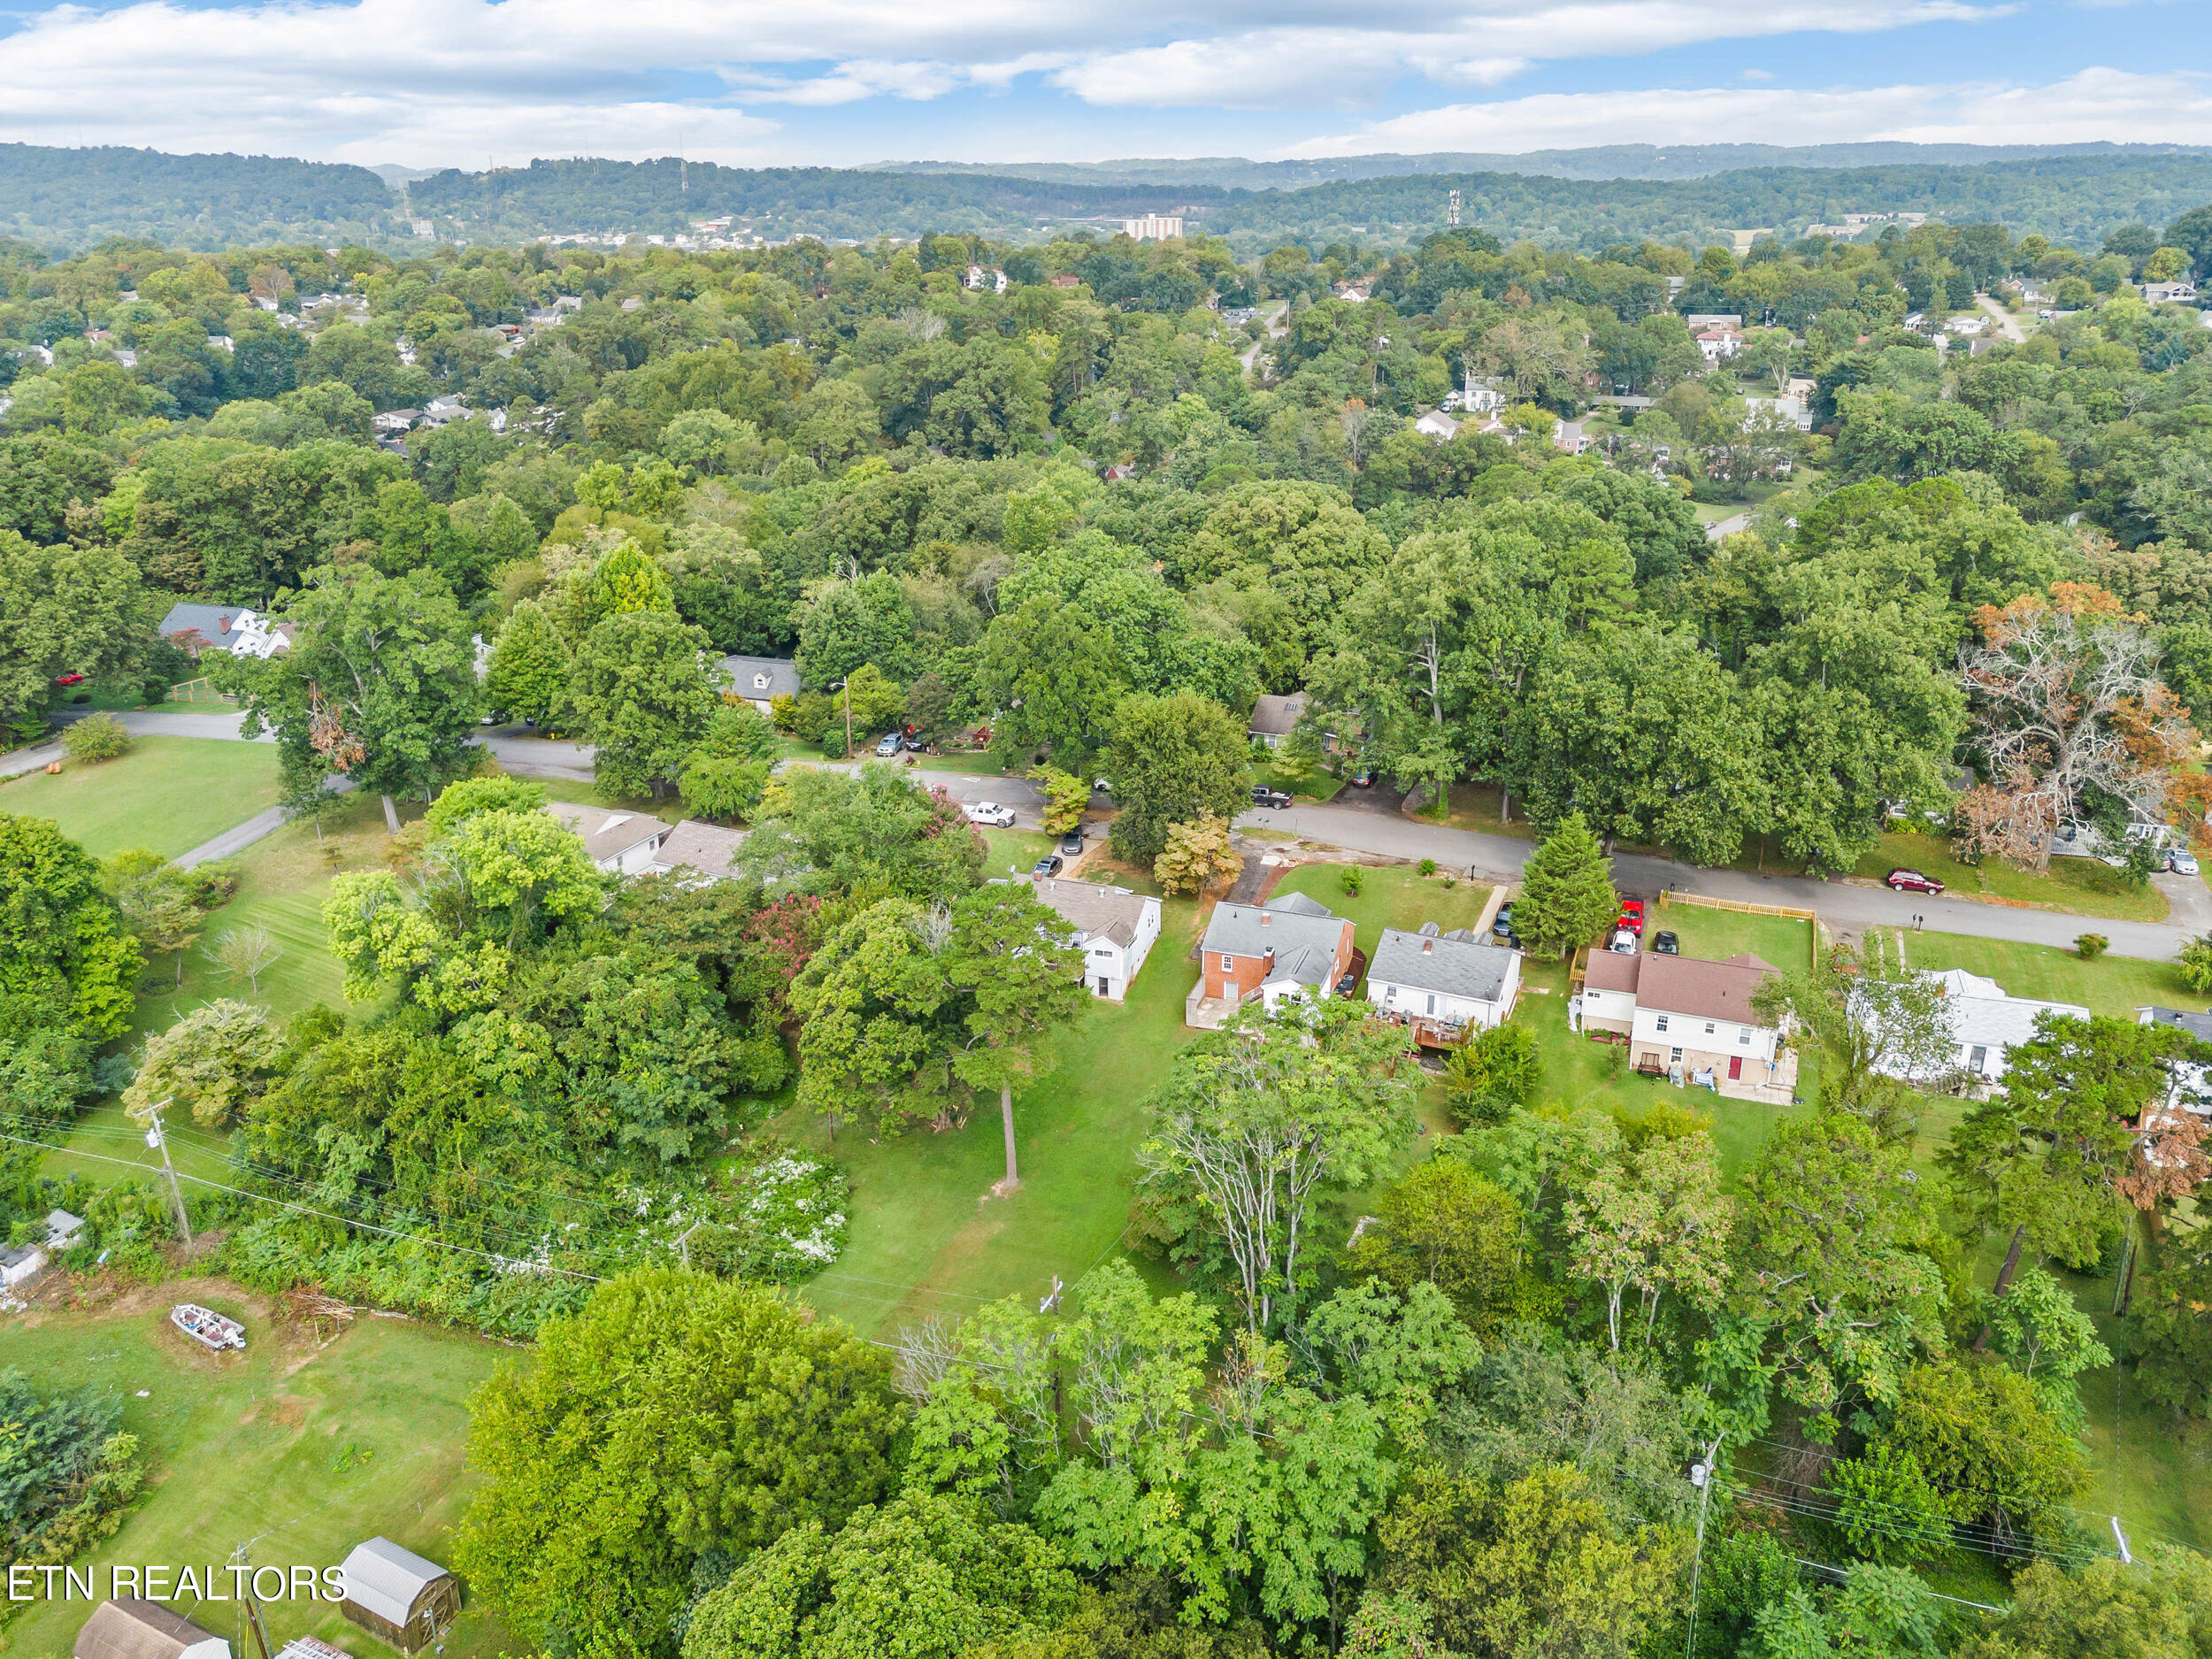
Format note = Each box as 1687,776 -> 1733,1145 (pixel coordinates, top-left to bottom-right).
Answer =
1121,214 -> 1185,242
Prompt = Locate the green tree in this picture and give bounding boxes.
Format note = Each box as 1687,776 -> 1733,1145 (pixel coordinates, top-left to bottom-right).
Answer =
485,599 -> 572,726
1442,1025 -> 1540,1128
1563,1130 -> 1733,1351
680,1492 -> 1078,1659
942,884 -> 1088,1192
455,1269 -> 904,1659
788,898 -> 959,1135
1030,768 -> 1087,837
1105,695 -> 1249,865
0,814 -> 142,1042
122,999 -> 281,1127
223,567 -> 480,835
1511,814 -> 1617,959
61,712 -> 131,763
1753,938 -> 1954,1139
1345,1156 -> 1524,1329
102,848 -> 203,987
1749,1564 -> 1947,1659
1876,1360 -> 2090,1555
1376,1463 -> 1686,1659
1955,1546 -> 2212,1659
0,534 -> 144,741
572,611 -> 722,798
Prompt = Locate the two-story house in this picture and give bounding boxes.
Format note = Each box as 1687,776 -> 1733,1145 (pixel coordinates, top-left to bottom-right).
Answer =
1033,879 -> 1163,1001
1366,924 -> 1521,1045
1575,949 -> 1795,1102
1187,892 -> 1356,1029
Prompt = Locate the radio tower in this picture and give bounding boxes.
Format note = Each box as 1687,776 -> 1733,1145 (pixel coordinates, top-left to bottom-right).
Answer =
1448,188 -> 1462,228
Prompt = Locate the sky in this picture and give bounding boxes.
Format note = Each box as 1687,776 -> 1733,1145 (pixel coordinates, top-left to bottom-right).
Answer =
0,0 -> 2205,172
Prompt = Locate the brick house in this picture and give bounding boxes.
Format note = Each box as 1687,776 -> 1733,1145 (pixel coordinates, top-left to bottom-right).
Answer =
1187,892 -> 1356,1028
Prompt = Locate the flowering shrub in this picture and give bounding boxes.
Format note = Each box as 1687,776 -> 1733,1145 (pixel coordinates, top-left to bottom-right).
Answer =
719,1149 -> 849,1282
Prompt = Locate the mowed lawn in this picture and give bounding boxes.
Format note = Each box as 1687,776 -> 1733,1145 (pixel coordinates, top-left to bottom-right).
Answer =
1849,831 -> 2172,923
0,738 -> 280,859
1879,926 -> 2210,1018
0,1285 -> 513,1659
1271,861 -> 1494,959
772,893 -> 1212,1338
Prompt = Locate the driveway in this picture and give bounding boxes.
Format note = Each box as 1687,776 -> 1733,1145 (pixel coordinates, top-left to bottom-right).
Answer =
1977,293 -> 2027,344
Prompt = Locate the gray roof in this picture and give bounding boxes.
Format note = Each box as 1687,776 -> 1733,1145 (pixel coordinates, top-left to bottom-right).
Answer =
340,1538 -> 453,1628
157,603 -> 271,654
1369,927 -> 1515,1002
652,819 -> 748,880
1033,879 -> 1154,949
1923,969 -> 2085,1049
2141,1006 -> 2212,1043
1202,895 -> 1349,983
1248,692 -> 1308,737
544,802 -> 665,864
720,655 -> 802,700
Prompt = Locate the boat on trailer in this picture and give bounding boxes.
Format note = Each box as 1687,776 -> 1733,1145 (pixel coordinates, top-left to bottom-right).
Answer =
171,1302 -> 245,1350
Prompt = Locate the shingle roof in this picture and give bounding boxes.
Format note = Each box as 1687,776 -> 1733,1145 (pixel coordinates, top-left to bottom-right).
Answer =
340,1539 -> 453,1628
720,655 -> 802,700
1248,692 -> 1308,737
652,819 -> 748,880
1633,951 -> 1778,1023
1033,879 -> 1153,949
73,1601 -> 225,1659
157,603 -> 285,654
544,803 -> 665,864
1202,896 -> 1349,975
1923,969 -> 2085,1048
1369,927 -> 1515,1002
1583,951 -> 1641,994
2140,1006 -> 2212,1043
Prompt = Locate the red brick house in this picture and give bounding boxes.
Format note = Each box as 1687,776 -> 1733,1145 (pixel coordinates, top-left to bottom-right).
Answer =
1187,893 -> 1356,1028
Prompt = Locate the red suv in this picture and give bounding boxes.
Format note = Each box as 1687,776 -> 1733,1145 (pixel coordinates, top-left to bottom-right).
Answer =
1616,899 -> 1646,935
1886,868 -> 1945,895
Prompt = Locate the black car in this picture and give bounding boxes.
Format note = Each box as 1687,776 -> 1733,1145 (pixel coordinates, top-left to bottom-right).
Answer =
902,733 -> 927,752
1350,766 -> 1375,787
1491,903 -> 1516,939
1031,854 -> 1064,878
1335,969 -> 1359,996
1060,826 -> 1084,856
1651,930 -> 1680,956
1252,786 -> 1294,810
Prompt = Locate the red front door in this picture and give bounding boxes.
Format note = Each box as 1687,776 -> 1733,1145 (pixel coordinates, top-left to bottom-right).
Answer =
1727,1056 -> 1743,1080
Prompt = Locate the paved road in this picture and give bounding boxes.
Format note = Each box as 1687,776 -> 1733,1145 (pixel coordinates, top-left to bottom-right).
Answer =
1977,293 -> 2028,344
27,710 -> 2194,963
0,739 -> 65,781
1238,797 -> 2192,964
50,708 -> 273,741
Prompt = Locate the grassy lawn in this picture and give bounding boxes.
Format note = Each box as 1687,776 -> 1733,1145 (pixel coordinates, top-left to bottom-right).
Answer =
1251,757 -> 1347,803
1878,925 -> 2208,1018
0,1284 -> 511,1659
1651,903 -> 1819,972
1849,831 -> 2170,923
772,894 -> 1212,1339
0,738 -> 280,860
981,826 -> 1056,877
1270,861 -> 1494,961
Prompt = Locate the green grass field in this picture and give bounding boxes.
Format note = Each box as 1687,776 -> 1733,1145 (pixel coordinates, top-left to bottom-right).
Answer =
1878,926 -> 2208,1018
1270,862 -> 1494,960
0,739 -> 280,860
1651,902 -> 1820,972
1851,832 -> 2170,923
0,1287 -> 511,1659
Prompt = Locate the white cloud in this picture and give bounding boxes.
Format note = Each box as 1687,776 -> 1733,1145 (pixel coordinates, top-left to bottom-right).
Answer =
1281,67 -> 2212,156
0,0 -> 2021,160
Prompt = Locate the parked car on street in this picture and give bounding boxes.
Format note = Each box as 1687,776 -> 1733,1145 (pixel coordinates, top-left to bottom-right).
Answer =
1886,868 -> 1945,895
1617,899 -> 1646,935
2167,848 -> 2200,875
1651,930 -> 1679,955
1251,786 -> 1293,810
1059,826 -> 1084,856
1032,854 -> 1064,878
964,802 -> 1017,827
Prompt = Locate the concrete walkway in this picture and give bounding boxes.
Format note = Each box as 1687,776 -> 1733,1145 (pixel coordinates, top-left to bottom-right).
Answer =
175,779 -> 355,868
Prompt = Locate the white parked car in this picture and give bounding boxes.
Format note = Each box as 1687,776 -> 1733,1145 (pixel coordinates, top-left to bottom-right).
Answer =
964,802 -> 1017,827
1608,929 -> 1639,956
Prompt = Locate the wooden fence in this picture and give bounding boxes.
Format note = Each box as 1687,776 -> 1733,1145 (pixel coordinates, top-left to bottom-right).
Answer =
1656,890 -> 1816,923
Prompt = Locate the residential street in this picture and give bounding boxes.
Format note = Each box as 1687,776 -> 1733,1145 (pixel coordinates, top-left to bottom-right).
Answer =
21,710 -> 2193,964
1976,292 -> 2028,343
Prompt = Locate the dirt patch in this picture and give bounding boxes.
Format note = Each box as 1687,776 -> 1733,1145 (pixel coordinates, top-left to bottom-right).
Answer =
239,1394 -> 309,1427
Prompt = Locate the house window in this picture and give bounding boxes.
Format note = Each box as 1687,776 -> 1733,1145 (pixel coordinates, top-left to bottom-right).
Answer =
1655,1015 -> 1669,1032
1670,1047 -> 1683,1064
1219,955 -> 1234,972
1384,985 -> 1397,1002
1969,1045 -> 1988,1073
1739,1029 -> 1752,1045
753,674 -> 769,690
1704,1022 -> 1716,1035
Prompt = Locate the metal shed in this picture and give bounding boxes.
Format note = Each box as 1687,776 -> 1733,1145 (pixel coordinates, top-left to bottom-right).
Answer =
338,1539 -> 460,1655
73,1600 -> 232,1659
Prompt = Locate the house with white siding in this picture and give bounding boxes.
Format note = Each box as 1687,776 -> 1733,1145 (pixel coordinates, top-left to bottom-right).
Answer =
1033,879 -> 1162,1001
1574,949 -> 1795,1102
543,803 -> 667,875
1366,924 -> 1520,1046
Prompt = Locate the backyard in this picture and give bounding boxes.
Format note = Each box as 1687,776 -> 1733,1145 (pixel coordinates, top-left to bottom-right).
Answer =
0,1285 -> 511,1659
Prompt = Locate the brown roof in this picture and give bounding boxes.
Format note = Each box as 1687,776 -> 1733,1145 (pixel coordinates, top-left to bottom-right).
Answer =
1634,951 -> 1777,1022
1582,951 -> 1641,994
652,819 -> 748,880
74,1600 -> 226,1659
1248,692 -> 1308,738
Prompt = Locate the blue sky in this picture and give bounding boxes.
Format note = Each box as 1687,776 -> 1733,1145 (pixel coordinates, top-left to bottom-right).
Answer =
0,0 -> 2203,169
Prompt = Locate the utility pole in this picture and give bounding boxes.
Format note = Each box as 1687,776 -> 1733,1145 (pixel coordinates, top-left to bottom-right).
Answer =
231,1545 -> 274,1659
143,1099 -> 193,1247
833,679 -> 853,758
1683,1436 -> 1723,1659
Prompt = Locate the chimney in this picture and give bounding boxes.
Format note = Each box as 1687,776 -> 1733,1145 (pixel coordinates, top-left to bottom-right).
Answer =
1422,940 -> 1432,955
1260,913 -> 1271,926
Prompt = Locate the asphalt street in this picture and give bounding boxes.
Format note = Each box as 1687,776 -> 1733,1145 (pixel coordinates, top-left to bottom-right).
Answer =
17,712 -> 2196,964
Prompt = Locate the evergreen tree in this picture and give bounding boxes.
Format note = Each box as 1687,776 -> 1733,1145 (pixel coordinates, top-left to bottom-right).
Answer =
1512,813 -> 1618,958
485,599 -> 572,726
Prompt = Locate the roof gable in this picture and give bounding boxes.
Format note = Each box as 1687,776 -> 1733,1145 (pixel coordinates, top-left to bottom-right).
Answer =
1369,927 -> 1514,1002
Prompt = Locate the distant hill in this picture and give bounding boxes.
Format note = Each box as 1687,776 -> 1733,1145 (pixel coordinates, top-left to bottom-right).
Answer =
0,143 -> 401,251
4,141 -> 2211,256
873,142 -> 2212,192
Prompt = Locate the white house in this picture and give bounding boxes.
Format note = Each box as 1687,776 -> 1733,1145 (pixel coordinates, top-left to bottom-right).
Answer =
543,803 -> 667,875
649,819 -> 748,882
1871,968 -> 2087,1089
157,603 -> 292,660
2138,1006 -> 2212,1115
1695,326 -> 1744,364
1034,879 -> 1163,1001
1575,949 -> 1795,1102
1366,925 -> 1520,1045
1414,409 -> 1462,442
